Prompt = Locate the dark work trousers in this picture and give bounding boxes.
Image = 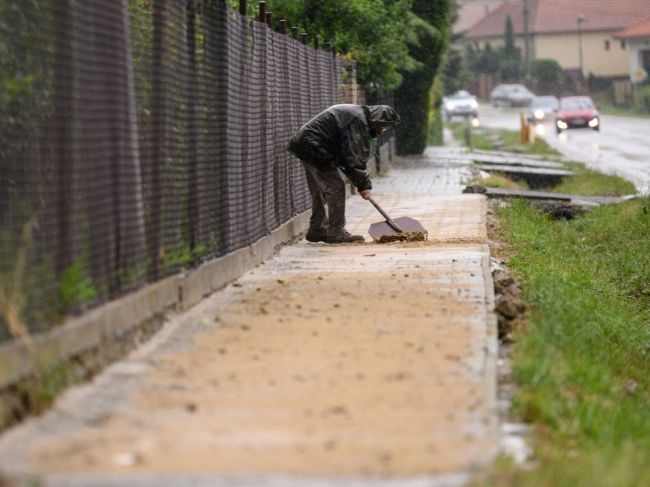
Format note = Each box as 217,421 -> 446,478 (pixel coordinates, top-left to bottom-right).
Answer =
301,161 -> 346,237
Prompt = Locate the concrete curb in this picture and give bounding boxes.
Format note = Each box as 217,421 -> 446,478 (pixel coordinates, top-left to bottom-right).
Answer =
0,211 -> 310,390
480,246 -> 501,467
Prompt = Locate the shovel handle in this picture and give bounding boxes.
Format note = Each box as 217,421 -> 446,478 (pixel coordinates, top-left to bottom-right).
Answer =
368,197 -> 404,233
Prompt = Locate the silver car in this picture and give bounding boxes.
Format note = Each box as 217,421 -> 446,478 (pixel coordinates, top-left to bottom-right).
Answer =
526,96 -> 559,123
443,90 -> 479,121
490,84 -> 535,108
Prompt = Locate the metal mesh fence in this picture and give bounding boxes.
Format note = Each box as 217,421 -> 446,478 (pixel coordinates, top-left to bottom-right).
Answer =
0,0 -> 364,342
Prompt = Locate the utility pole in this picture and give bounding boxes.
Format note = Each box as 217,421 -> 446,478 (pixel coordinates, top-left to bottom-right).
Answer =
523,0 -> 530,78
577,14 -> 586,82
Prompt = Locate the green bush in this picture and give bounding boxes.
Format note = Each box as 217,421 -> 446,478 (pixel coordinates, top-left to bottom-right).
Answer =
530,59 -> 566,95
588,73 -> 613,92
643,85 -> 650,113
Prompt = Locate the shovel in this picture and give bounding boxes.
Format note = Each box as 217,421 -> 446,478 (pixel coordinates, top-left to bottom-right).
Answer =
367,197 -> 428,242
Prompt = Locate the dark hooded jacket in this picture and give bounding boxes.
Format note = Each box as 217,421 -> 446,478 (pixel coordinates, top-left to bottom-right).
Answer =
288,104 -> 400,191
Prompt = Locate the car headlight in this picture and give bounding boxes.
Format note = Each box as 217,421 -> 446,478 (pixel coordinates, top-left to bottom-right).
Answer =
469,99 -> 478,109
471,117 -> 480,128
445,102 -> 456,110
557,120 -> 568,129
588,117 -> 599,127
534,110 -> 544,119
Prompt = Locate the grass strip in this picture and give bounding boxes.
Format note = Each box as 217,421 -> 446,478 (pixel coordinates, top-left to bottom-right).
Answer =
447,121 -> 492,150
594,102 -> 650,120
484,198 -> 650,486
550,163 -> 637,196
480,174 -> 527,190
451,122 -> 637,197
446,122 -> 560,156
497,129 -> 560,157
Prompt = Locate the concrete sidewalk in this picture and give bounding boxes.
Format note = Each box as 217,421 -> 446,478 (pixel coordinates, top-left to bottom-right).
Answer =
0,151 -> 498,486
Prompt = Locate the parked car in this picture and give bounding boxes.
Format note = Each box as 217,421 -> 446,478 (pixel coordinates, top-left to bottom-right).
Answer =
490,84 -> 535,107
526,95 -> 559,123
555,96 -> 600,134
443,90 -> 479,121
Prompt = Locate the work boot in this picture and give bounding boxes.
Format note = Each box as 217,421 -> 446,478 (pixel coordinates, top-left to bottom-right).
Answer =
326,231 -> 365,244
305,231 -> 327,243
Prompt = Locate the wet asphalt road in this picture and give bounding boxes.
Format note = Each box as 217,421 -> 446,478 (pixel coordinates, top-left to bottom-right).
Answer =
477,105 -> 650,194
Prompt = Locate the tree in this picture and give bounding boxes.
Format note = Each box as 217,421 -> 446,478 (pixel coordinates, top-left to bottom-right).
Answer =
240,0 -> 417,92
499,15 -> 522,81
471,42 -> 500,76
530,59 -> 566,94
503,14 -> 517,60
394,0 -> 452,154
443,47 -> 469,95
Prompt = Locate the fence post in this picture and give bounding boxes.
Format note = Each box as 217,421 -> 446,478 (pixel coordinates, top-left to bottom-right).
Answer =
314,35 -> 319,50
187,0 -> 199,252
279,19 -> 287,35
301,32 -> 308,45
239,0 -> 246,16
150,0 -> 167,279
52,0 -> 74,277
265,12 -> 273,28
291,26 -> 298,39
258,1 -> 265,23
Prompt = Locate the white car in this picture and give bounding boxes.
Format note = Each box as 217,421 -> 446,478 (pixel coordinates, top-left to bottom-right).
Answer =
443,90 -> 479,121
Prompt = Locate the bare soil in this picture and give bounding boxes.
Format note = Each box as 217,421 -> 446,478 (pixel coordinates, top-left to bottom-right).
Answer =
34,248 -> 494,476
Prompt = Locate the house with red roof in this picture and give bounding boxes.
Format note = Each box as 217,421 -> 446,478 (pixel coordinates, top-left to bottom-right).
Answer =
615,17 -> 650,83
464,0 -> 650,79
453,0 -> 506,36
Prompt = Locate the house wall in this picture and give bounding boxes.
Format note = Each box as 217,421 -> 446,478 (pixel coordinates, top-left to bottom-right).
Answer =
468,30 -> 631,78
472,36 -> 527,53
535,31 -> 630,77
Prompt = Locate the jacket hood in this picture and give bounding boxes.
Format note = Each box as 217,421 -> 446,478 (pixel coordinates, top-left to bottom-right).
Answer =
366,105 -> 400,129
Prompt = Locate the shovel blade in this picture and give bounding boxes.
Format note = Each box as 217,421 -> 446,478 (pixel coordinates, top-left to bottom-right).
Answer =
368,216 -> 427,240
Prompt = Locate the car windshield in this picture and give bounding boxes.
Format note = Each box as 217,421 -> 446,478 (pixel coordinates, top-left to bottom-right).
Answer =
507,85 -> 528,93
562,99 -> 593,110
532,97 -> 558,108
450,91 -> 472,99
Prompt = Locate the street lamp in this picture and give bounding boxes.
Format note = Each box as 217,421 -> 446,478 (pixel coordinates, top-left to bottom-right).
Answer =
577,14 -> 586,80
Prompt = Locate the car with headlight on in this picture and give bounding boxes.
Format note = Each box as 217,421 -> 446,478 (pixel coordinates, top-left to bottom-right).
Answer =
443,90 -> 479,121
527,95 -> 559,123
555,96 -> 600,134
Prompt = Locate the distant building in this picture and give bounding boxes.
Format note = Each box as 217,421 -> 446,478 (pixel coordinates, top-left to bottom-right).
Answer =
464,0 -> 650,79
453,0 -> 505,36
615,16 -> 650,83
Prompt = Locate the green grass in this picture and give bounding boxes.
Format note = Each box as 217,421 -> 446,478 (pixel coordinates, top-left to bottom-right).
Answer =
447,122 -> 560,156
447,122 -> 493,150
470,173 -> 527,190
594,102 -> 650,120
482,174 -> 527,190
448,122 -> 637,197
497,129 -> 560,156
549,164 -> 637,196
483,198 -> 650,486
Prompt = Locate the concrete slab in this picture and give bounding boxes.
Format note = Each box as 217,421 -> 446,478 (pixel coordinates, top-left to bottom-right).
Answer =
479,187 -> 635,205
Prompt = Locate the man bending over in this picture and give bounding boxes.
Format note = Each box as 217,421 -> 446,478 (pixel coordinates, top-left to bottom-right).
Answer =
288,104 -> 400,243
